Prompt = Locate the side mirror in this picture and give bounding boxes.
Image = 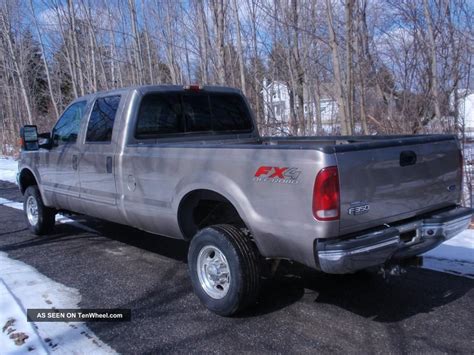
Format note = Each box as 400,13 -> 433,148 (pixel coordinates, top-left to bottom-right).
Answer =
20,125 -> 39,151
38,132 -> 53,149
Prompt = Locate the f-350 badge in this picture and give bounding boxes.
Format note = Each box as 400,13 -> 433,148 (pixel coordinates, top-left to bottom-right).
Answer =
348,201 -> 370,216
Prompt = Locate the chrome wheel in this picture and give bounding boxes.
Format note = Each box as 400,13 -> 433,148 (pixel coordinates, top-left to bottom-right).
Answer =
26,195 -> 39,226
197,245 -> 231,299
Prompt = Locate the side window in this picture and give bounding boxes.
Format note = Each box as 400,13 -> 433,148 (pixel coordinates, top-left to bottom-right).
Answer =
86,95 -> 121,143
135,94 -> 182,138
53,101 -> 87,145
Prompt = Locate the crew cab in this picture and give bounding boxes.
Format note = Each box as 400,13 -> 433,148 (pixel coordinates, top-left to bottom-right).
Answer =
18,85 -> 473,316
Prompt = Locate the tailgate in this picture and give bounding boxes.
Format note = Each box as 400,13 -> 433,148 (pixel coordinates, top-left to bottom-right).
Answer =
336,136 -> 461,234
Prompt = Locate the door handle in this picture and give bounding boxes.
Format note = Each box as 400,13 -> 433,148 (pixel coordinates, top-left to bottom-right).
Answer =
72,155 -> 78,170
400,150 -> 417,167
106,156 -> 113,174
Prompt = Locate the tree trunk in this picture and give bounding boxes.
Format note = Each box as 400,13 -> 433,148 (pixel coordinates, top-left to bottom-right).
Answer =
0,10 -> 34,125
30,0 -> 59,118
232,0 -> 246,95
67,0 -> 85,95
423,0 -> 442,121
344,0 -> 354,133
129,0 -> 144,85
211,0 -> 226,85
326,0 -> 351,135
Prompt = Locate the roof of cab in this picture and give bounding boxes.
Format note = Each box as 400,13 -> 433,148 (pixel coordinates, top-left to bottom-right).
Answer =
71,84 -> 242,104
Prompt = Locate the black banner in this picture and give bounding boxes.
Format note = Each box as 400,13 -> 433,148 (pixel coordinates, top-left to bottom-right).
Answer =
27,309 -> 131,322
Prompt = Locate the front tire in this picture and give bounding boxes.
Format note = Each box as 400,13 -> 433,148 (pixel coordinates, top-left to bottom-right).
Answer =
188,224 -> 260,316
24,185 -> 55,235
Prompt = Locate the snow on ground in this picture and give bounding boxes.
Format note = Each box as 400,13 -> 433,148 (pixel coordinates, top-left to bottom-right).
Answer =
0,197 -> 23,210
0,279 -> 48,354
423,229 -> 474,278
0,252 -> 116,354
0,156 -> 18,184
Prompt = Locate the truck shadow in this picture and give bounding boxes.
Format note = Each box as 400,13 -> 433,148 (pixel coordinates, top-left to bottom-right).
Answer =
243,261 -> 473,322
74,216 -> 189,262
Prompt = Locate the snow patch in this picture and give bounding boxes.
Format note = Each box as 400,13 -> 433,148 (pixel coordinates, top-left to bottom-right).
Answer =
423,229 -> 474,278
0,156 -> 18,184
0,197 -> 23,210
0,279 -> 48,354
0,252 -> 116,354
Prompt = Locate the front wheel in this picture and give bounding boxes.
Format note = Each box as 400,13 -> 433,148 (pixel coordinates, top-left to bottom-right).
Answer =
24,185 -> 56,235
188,224 -> 261,316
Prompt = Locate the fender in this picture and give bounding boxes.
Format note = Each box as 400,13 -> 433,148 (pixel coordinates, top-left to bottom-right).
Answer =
17,163 -> 51,206
172,170 -> 267,250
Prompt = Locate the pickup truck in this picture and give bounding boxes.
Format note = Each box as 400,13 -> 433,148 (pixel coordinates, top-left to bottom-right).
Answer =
18,85 -> 473,316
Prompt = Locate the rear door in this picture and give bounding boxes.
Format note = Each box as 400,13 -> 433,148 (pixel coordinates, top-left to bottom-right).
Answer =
78,95 -> 122,220
336,136 -> 461,234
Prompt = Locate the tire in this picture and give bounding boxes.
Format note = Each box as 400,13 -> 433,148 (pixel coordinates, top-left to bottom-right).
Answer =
24,185 -> 55,235
188,224 -> 260,316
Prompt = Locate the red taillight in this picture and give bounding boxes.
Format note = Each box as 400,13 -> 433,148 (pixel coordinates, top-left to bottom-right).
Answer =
313,166 -> 340,221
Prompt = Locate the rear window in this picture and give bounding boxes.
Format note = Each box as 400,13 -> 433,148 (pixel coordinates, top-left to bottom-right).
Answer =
136,94 -> 182,137
135,92 -> 253,138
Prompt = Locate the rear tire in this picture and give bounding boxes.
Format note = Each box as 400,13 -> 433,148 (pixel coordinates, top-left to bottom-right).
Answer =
188,224 -> 260,316
24,185 -> 55,235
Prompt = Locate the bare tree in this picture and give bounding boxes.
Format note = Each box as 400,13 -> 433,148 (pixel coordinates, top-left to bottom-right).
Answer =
0,4 -> 34,125
0,0 -> 473,157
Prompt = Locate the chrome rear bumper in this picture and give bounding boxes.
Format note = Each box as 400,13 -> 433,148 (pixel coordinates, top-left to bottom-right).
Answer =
315,206 -> 472,274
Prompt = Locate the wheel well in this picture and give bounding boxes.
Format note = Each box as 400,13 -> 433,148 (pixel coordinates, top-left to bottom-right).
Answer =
19,169 -> 37,194
178,190 -> 246,240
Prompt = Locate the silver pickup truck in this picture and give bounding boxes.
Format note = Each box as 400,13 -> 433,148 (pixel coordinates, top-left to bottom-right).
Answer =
18,85 -> 472,315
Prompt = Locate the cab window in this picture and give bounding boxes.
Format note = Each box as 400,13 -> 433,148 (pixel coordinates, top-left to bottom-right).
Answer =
135,94 -> 182,138
53,101 -> 87,145
134,92 -> 253,139
86,95 -> 121,143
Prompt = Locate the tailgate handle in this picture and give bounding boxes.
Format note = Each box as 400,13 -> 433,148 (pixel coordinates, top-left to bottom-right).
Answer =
400,151 -> 417,167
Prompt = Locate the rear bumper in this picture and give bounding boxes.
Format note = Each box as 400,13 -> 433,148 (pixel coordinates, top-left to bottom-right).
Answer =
315,206 -> 473,274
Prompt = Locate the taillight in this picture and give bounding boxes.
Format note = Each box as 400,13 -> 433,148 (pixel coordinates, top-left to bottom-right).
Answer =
313,166 -> 340,221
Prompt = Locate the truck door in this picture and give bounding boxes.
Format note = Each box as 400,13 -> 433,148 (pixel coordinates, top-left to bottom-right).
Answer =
78,95 -> 122,221
44,100 -> 88,211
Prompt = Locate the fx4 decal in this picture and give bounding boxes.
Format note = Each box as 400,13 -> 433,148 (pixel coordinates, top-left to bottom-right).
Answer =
254,166 -> 302,184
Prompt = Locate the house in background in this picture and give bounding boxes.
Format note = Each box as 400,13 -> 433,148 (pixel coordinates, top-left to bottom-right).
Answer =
458,90 -> 474,140
261,79 -> 338,136
429,90 -> 474,140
